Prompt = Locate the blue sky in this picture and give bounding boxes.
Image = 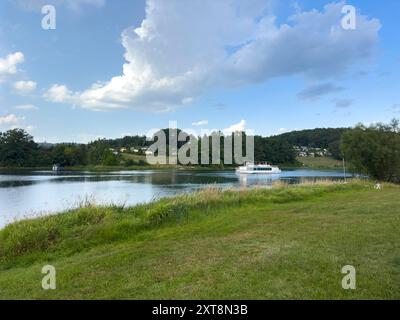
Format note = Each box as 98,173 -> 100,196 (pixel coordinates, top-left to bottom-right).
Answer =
0,0 -> 399,142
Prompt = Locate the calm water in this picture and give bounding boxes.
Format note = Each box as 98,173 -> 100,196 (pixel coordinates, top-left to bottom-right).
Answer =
0,169 -> 352,227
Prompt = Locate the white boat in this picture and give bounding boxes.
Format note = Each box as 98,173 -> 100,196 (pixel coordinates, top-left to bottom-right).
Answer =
236,162 -> 281,174
52,164 -> 61,172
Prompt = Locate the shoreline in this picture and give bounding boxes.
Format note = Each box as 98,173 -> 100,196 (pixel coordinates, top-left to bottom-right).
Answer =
1,180 -> 399,299
0,161 -> 344,172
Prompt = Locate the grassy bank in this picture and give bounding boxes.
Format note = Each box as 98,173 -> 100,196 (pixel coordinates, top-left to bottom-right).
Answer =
296,156 -> 343,169
0,181 -> 399,299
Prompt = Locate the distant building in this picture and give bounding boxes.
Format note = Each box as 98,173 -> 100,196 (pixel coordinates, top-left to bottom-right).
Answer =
294,146 -> 331,157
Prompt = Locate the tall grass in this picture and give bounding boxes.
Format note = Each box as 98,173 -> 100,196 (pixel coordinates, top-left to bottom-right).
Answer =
0,180 -> 370,267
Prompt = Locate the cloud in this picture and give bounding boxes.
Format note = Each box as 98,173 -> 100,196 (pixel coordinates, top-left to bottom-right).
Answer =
11,0 -> 106,11
45,1 -> 380,112
0,52 -> 24,81
223,120 -> 246,134
333,98 -> 353,108
0,114 -> 36,132
15,104 -> 39,110
24,125 -> 36,133
13,80 -> 37,94
298,83 -> 344,101
192,120 -> 209,126
0,114 -> 22,126
43,84 -> 74,103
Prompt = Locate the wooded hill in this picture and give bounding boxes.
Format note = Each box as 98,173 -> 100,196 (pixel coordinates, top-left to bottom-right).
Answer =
273,128 -> 349,160
0,127 -> 349,167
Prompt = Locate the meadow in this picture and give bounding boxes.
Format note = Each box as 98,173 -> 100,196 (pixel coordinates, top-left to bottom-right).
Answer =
0,180 -> 399,299
295,156 -> 343,169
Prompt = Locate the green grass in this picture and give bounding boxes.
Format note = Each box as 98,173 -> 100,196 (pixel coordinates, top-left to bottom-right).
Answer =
296,156 -> 343,169
121,152 -> 148,163
0,180 -> 399,299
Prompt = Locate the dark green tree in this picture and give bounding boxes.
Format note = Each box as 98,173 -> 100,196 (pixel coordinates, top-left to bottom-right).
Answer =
87,140 -> 120,166
342,119 -> 400,183
51,144 -> 87,166
0,129 -> 38,167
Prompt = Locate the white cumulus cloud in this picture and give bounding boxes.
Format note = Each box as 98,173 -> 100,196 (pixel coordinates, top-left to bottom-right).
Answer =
14,80 -> 37,94
0,114 -> 22,126
44,84 -> 74,103
0,114 -> 35,132
223,120 -> 246,134
0,52 -> 24,81
45,0 -> 381,112
278,128 -> 289,134
192,120 -> 209,126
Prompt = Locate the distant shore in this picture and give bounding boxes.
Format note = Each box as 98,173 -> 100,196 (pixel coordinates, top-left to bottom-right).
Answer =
0,156 -> 343,172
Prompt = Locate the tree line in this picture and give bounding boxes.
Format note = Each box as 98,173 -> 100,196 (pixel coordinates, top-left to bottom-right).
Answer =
0,128 -> 297,168
1,120 -> 399,184
342,119 -> 400,183
0,129 -> 121,167
276,127 -> 349,159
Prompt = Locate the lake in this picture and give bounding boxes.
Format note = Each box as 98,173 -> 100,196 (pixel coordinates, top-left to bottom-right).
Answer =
0,168 -> 352,227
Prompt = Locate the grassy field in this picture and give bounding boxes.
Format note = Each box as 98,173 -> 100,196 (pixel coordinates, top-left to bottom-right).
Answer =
0,180 -> 399,299
296,156 -> 343,169
121,152 -> 148,162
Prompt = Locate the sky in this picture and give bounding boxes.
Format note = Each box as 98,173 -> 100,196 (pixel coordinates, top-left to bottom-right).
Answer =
0,0 -> 399,143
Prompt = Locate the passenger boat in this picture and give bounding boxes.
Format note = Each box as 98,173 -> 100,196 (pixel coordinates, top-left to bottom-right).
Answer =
52,164 -> 62,172
236,162 -> 281,174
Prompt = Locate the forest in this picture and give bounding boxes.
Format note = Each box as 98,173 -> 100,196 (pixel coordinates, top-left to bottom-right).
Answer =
1,121 -> 399,183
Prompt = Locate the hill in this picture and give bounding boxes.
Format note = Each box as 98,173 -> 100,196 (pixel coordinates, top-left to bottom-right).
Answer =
0,127 -> 350,168
275,127 -> 349,159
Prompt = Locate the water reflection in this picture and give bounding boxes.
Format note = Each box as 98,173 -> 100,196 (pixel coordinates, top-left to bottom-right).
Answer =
0,169 -> 352,227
